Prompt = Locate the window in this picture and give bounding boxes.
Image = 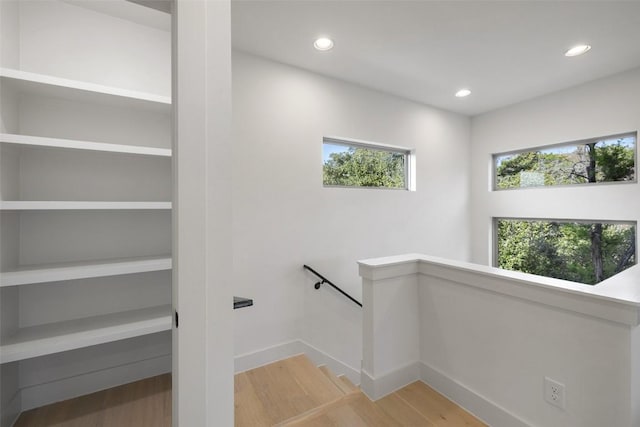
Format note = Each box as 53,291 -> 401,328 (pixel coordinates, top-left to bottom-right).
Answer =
322,137 -> 413,190
495,218 -> 636,285
494,132 -> 636,190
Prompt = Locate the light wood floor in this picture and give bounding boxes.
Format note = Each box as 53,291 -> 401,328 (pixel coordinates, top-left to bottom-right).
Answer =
235,355 -> 487,427
14,355 -> 487,427
14,374 -> 171,427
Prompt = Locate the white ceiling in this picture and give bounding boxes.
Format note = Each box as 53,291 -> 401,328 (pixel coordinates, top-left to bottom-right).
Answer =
231,1 -> 640,116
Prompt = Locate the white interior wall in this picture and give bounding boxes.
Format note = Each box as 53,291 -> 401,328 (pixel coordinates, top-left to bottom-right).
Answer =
18,94 -> 172,148
18,0 -> 170,96
232,52 -> 471,370
470,67 -> 640,265
0,0 -> 19,69
16,148 -> 171,201
18,211 -> 171,265
19,271 -> 171,327
419,275 -> 632,427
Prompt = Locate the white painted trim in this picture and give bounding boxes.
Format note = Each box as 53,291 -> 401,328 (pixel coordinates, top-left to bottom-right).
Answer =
234,339 -> 360,385
173,1 -> 234,425
20,354 -> 170,411
323,135 -> 412,153
234,340 -> 306,373
355,355 -> 530,426
358,254 -> 640,326
419,361 -> 530,427
359,362 -> 420,401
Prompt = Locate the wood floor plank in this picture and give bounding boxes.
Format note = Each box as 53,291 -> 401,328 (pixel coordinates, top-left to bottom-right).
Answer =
234,372 -> 274,426
337,375 -> 357,393
377,392 -> 435,426
323,402 -> 370,427
318,366 -> 355,396
278,391 -> 360,426
346,393 -> 403,427
285,355 -> 345,403
245,358 -> 314,423
395,381 -> 487,427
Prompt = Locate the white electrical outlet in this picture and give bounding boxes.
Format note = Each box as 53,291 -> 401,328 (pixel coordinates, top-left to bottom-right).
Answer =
544,377 -> 565,409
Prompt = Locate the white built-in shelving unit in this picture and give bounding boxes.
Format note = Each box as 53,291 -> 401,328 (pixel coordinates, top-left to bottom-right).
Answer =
0,1 -> 173,422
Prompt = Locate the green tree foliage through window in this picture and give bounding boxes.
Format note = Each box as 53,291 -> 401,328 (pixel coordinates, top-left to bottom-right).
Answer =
323,140 -> 407,188
497,219 -> 636,285
495,134 -> 636,189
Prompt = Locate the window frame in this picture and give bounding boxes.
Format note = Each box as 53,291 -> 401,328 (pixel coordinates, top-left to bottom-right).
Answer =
322,136 -> 415,191
492,131 -> 637,191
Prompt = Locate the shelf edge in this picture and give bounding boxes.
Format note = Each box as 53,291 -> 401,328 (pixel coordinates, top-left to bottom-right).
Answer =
0,133 -> 171,157
0,67 -> 171,105
0,256 -> 172,287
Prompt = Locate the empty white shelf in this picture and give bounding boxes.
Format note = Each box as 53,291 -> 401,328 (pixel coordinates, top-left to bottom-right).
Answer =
0,305 -> 172,364
1,256 -> 172,287
0,133 -> 171,157
0,201 -> 171,210
0,68 -> 171,112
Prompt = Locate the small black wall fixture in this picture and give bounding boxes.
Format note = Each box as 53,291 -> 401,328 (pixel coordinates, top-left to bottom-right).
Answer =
303,264 -> 363,307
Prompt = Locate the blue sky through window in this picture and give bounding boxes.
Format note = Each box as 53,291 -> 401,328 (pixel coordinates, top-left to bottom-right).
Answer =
323,143 -> 350,163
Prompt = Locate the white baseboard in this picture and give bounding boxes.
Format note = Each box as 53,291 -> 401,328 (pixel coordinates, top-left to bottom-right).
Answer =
355,358 -> 528,426
234,340 -> 306,373
20,354 -> 171,411
419,361 -> 530,427
1,390 -> 21,427
234,339 -> 360,385
360,362 -> 421,401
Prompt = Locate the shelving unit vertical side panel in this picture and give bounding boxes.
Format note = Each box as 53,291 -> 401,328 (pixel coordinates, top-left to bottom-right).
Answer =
0,213 -> 19,272
1,287 -> 19,341
0,3 -> 22,423
0,362 -> 21,427
0,78 -> 19,134
0,145 -> 20,202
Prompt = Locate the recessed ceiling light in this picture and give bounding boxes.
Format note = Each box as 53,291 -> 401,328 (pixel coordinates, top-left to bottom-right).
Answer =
455,89 -> 471,98
565,44 -> 591,57
314,37 -> 334,51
